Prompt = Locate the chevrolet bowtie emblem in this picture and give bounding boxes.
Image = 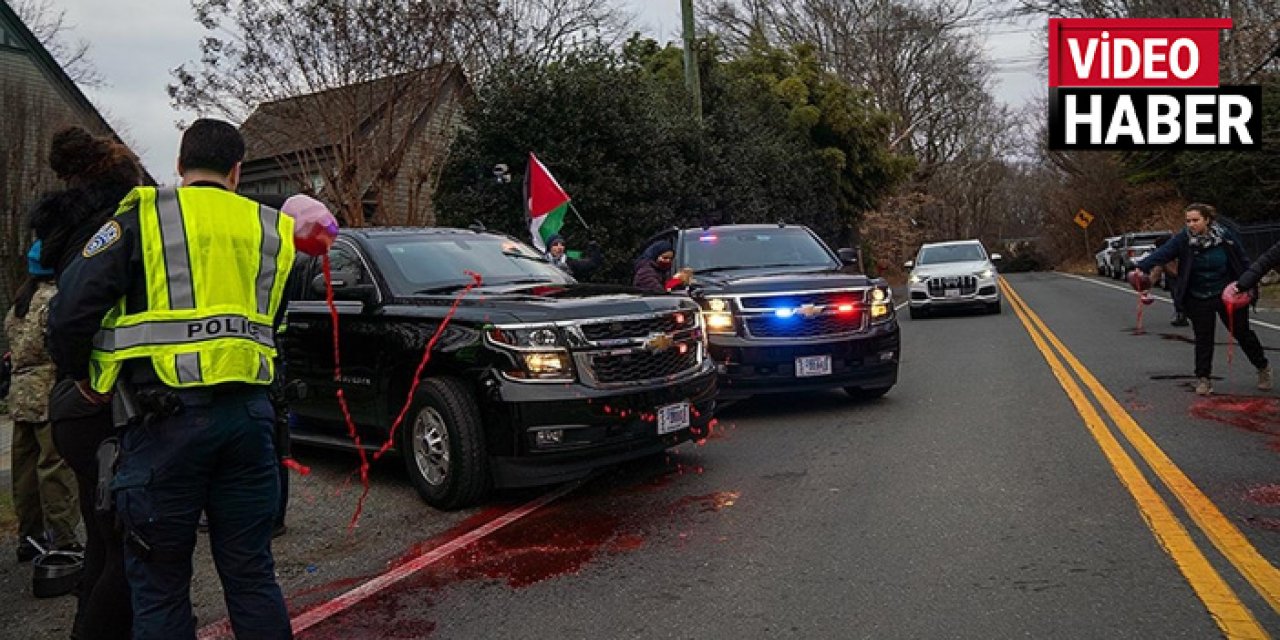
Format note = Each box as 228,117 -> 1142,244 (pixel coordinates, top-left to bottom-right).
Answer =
643,332 -> 675,352
797,304 -> 824,318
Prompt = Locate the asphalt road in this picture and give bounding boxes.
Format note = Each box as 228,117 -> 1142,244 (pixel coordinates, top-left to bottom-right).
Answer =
3,272 -> 1280,639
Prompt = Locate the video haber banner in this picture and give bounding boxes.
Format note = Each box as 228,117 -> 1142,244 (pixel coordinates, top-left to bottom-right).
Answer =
1047,18 -> 1262,150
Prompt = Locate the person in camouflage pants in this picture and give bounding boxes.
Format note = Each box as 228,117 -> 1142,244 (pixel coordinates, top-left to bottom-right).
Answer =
5,241 -> 80,561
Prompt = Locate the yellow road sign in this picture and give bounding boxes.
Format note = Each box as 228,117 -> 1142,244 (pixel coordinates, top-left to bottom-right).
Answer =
1074,209 -> 1095,229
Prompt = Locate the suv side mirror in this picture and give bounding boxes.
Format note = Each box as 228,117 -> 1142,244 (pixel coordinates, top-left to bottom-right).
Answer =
904,260 -> 914,269
837,247 -> 859,266
311,271 -> 377,304
991,253 -> 1003,261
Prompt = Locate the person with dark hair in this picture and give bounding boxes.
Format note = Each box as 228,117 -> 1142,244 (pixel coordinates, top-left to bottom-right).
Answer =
1151,234 -> 1188,326
1134,203 -> 1270,396
48,118 -> 293,639
543,233 -> 602,279
5,239 -> 81,563
34,125 -> 143,639
632,240 -> 692,293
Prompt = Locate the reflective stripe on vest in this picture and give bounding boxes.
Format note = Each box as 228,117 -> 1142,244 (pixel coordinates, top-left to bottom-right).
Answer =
89,186 -> 296,392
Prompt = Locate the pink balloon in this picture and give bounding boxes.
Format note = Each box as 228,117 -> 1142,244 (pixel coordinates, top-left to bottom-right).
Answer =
1222,282 -> 1251,310
281,194 -> 339,256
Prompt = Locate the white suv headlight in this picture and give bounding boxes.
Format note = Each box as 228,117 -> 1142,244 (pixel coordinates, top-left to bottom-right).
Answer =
908,273 -> 924,284
977,268 -> 994,279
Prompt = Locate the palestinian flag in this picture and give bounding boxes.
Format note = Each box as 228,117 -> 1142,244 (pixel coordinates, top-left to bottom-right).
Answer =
525,152 -> 570,251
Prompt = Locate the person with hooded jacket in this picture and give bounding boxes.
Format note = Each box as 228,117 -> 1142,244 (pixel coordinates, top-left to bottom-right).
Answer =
632,240 -> 692,293
542,233 -> 602,280
1134,203 -> 1270,396
31,126 -> 142,639
1234,237 -> 1280,293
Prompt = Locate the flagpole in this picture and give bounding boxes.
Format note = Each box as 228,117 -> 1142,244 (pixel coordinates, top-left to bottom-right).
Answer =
568,202 -> 591,230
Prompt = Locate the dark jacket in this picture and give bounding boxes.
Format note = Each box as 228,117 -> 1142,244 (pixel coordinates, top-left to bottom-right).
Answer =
632,240 -> 674,293
1137,226 -> 1252,307
1238,239 -> 1280,291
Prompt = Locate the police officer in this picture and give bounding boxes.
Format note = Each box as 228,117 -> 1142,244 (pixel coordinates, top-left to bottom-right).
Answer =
48,119 -> 293,639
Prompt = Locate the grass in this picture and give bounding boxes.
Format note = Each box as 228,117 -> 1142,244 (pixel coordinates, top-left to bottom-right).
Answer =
1259,282 -> 1280,311
0,490 -> 16,536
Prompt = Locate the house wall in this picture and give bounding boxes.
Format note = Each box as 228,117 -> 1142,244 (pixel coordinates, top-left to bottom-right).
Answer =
0,23 -> 112,333
385,73 -> 466,227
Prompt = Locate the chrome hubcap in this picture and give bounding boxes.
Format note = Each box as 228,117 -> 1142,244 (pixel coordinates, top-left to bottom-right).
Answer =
412,407 -> 450,486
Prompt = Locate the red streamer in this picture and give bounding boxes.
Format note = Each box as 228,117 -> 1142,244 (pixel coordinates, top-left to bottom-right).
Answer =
282,457 -> 311,476
323,255 -> 483,530
1225,299 -> 1236,367
372,271 -> 483,462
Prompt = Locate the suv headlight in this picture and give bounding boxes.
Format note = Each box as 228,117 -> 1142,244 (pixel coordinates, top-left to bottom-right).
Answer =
908,273 -> 923,284
869,286 -> 892,321
977,268 -> 995,279
486,325 -> 574,380
702,298 -> 735,334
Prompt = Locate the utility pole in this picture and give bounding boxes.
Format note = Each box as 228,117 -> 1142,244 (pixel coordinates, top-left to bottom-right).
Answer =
681,0 -> 703,124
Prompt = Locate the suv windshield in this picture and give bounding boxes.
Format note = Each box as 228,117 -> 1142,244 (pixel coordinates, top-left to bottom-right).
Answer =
369,234 -> 572,293
917,243 -> 987,265
1128,233 -> 1168,246
681,228 -> 838,272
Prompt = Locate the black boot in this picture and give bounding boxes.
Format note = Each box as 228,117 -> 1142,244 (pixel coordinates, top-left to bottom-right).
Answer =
1171,313 -> 1188,327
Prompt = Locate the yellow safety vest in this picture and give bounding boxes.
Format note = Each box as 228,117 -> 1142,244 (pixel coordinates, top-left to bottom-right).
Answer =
88,186 -> 296,393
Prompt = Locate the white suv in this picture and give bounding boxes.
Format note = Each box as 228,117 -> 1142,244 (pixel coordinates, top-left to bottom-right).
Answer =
1096,236 -> 1121,277
905,240 -> 1001,319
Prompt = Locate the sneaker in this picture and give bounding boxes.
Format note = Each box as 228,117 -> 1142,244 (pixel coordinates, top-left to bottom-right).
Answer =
1259,366 -> 1273,391
1171,313 -> 1189,327
1196,378 -> 1213,396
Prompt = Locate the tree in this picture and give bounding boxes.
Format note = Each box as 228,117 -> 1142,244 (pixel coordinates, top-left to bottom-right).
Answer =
435,39 -> 911,281
169,0 -> 625,227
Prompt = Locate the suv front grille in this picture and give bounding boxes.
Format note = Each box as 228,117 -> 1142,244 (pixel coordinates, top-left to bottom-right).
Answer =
926,276 -> 977,296
580,313 -> 683,341
738,292 -> 858,310
746,314 -> 864,338
588,343 -> 700,384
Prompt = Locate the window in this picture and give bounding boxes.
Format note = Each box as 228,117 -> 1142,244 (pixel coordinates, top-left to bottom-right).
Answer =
328,242 -> 372,285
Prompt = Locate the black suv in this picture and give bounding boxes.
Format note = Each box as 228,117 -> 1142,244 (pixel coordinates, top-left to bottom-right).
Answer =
654,224 -> 900,400
280,228 -> 717,509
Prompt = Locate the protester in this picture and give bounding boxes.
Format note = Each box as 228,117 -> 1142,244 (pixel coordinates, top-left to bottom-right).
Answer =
632,240 -> 692,293
5,240 -> 80,562
1150,234 -> 1188,326
543,233 -> 602,279
1134,203 -> 1270,395
48,119 -> 294,639
31,126 -> 143,637
1234,236 -> 1280,293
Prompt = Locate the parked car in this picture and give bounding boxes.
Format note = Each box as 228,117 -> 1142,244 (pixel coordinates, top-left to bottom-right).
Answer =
1095,236 -> 1121,277
1108,231 -> 1172,280
651,224 -> 899,401
279,227 -> 718,509
905,240 -> 1002,318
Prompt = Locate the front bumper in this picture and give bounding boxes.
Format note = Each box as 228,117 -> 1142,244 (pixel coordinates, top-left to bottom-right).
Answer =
484,359 -> 718,488
707,321 -> 900,399
907,277 -> 999,310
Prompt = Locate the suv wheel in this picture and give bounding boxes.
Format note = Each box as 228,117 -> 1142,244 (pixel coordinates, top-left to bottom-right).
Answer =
400,377 -> 490,510
909,306 -> 927,320
845,386 -> 891,401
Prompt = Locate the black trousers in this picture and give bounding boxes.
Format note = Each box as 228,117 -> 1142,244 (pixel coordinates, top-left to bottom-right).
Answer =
48,391 -> 132,640
1184,295 -> 1268,378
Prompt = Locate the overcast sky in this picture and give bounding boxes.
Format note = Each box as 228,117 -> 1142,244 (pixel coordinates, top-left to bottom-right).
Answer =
42,0 -> 1041,183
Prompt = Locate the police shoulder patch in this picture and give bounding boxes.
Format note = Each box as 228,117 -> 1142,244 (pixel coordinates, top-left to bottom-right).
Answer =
82,220 -> 122,258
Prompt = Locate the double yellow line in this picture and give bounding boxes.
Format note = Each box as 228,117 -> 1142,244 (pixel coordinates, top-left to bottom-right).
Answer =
1001,278 -> 1280,639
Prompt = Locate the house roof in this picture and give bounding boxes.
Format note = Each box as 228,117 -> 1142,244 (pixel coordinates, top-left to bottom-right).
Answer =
0,1 -> 154,183
239,64 -> 463,164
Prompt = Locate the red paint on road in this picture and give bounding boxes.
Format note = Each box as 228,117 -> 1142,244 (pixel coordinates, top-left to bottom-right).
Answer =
1189,396 -> 1280,436
1244,484 -> 1280,506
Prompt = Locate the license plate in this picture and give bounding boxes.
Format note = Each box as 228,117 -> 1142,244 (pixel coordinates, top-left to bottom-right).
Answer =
657,402 -> 691,435
795,354 -> 832,378
945,288 -> 961,297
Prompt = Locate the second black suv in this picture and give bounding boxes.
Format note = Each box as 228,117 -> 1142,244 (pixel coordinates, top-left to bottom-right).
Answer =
654,224 -> 900,400
280,228 -> 717,509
